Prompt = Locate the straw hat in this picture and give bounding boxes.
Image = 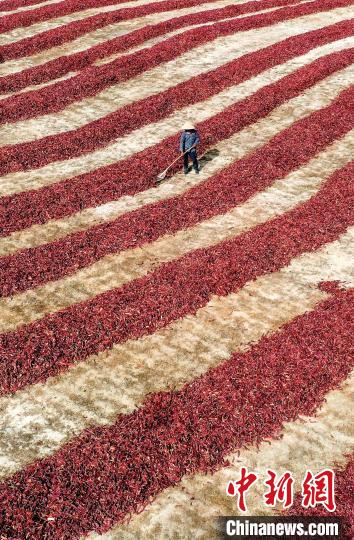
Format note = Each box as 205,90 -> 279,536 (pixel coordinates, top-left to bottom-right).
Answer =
183,122 -> 195,130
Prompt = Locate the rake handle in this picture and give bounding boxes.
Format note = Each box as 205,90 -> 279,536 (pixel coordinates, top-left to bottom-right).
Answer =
165,145 -> 197,172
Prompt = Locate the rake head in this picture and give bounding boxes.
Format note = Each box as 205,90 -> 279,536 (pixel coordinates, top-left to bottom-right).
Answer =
156,169 -> 167,182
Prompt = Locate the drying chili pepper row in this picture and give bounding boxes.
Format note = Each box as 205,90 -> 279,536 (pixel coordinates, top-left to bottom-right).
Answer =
0,285 -> 352,538
0,0 -> 305,87
0,0 -> 349,124
0,161 -> 352,395
1,22 -> 351,237
2,25 -> 353,182
0,85 -> 352,297
0,0 -> 214,34
0,0 -> 50,12
0,0 -> 221,61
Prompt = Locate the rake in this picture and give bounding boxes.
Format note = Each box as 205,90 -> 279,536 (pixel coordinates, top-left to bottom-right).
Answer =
156,145 -> 196,183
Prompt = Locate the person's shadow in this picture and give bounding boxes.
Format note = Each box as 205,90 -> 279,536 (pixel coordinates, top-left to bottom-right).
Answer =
198,148 -> 220,171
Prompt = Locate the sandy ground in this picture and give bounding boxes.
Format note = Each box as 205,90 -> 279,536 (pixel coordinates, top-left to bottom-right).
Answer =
1,62 -> 352,258
1,228 -> 353,482
2,5 -> 352,146
1,0 -> 251,76
0,0 -> 175,44
0,2 -> 353,538
92,372 -> 354,539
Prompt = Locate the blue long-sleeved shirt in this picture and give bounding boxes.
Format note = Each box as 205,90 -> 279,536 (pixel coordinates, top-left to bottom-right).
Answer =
179,130 -> 200,152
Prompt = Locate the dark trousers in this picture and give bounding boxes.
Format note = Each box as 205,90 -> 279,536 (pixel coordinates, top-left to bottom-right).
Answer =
183,148 -> 199,173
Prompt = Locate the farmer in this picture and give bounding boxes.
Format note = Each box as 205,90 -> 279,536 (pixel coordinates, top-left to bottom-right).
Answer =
179,122 -> 200,174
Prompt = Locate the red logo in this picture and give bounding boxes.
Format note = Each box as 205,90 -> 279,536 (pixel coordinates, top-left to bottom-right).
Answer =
226,468 -> 335,512
264,470 -> 294,509
302,469 -> 336,512
226,466 -> 258,512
